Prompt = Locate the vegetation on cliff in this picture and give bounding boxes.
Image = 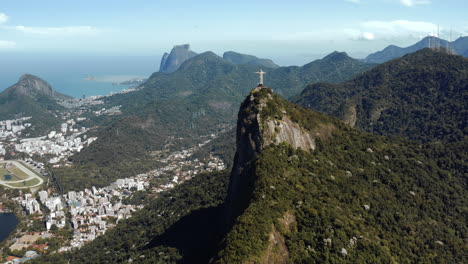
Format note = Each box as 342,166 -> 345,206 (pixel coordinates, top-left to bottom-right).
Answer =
217,88 -> 467,263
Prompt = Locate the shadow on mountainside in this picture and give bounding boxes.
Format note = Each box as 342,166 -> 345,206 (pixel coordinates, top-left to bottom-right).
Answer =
146,205 -> 226,264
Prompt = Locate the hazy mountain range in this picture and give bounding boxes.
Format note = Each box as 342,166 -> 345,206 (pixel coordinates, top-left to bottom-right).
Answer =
296,48 -> 468,143
364,36 -> 468,63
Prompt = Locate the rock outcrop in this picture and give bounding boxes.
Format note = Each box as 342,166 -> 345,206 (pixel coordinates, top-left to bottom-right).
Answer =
225,85 -> 336,228
159,44 -> 198,73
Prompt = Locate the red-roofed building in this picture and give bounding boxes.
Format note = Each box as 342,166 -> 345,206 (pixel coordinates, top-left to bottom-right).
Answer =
6,256 -> 20,261
31,244 -> 48,252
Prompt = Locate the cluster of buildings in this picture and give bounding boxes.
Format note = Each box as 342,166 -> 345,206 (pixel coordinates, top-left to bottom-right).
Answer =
0,143 -> 5,157
56,96 -> 104,109
0,118 -> 32,140
4,250 -> 41,263
92,106 -> 122,116
142,139 -> 226,192
13,118 -> 97,164
12,175 -> 148,253
4,129 -> 227,262
60,183 -> 145,251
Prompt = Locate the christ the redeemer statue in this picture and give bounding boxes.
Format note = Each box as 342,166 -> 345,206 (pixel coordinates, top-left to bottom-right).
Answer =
255,70 -> 267,86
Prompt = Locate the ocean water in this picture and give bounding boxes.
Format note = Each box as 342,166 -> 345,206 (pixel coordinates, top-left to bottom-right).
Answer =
0,213 -> 17,243
0,53 -> 160,98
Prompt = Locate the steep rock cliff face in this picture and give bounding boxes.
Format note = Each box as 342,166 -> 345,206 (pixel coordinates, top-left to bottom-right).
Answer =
218,85 -> 466,264
159,44 -> 198,73
223,87 -> 338,263
231,86 -> 335,178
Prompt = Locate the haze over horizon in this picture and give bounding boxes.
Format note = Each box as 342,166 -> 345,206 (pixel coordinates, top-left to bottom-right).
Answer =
1,0 -> 467,94
1,0 -> 467,63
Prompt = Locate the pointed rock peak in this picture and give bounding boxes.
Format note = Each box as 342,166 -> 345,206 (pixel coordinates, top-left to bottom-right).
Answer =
226,86 -> 339,227
19,73 -> 48,83
322,51 -> 351,62
7,73 -> 69,99
238,86 -> 338,154
159,44 -> 198,73
159,52 -> 169,71
176,51 -> 226,71
16,73 -> 53,92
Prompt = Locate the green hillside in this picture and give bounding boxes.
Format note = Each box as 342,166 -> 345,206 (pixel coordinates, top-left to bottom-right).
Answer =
217,87 -> 467,263
33,87 -> 467,264
57,51 -> 373,191
0,74 -> 68,135
295,49 -> 468,143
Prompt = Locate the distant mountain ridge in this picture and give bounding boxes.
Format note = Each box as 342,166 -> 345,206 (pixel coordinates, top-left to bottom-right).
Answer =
223,51 -> 279,68
365,36 -> 468,63
159,45 -> 280,73
296,48 -> 468,143
159,44 -> 198,73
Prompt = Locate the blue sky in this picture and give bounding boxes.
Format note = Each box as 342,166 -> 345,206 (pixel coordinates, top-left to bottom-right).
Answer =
0,0 -> 467,65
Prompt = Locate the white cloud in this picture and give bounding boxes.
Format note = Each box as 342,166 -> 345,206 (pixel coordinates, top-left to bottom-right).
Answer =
361,32 -> 375,40
400,0 -> 431,7
345,0 -> 361,4
14,25 -> 100,36
0,13 -> 8,24
362,20 -> 436,33
0,40 -> 16,49
345,29 -> 376,41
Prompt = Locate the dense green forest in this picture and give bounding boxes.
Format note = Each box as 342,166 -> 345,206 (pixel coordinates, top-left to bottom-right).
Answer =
216,87 -> 467,263
218,141 -> 467,263
20,49 -> 467,263
295,49 -> 468,143
31,80 -> 467,263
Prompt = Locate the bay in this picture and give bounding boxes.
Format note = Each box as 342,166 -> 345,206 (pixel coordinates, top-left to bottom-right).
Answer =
0,53 -> 157,98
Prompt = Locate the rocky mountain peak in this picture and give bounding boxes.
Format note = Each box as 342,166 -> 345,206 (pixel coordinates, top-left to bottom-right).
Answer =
226,86 -> 337,227
322,51 -> 351,62
159,44 -> 198,73
9,73 -> 66,99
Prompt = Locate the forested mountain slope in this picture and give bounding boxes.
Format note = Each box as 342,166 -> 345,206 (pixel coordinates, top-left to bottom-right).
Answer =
295,49 -> 468,143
